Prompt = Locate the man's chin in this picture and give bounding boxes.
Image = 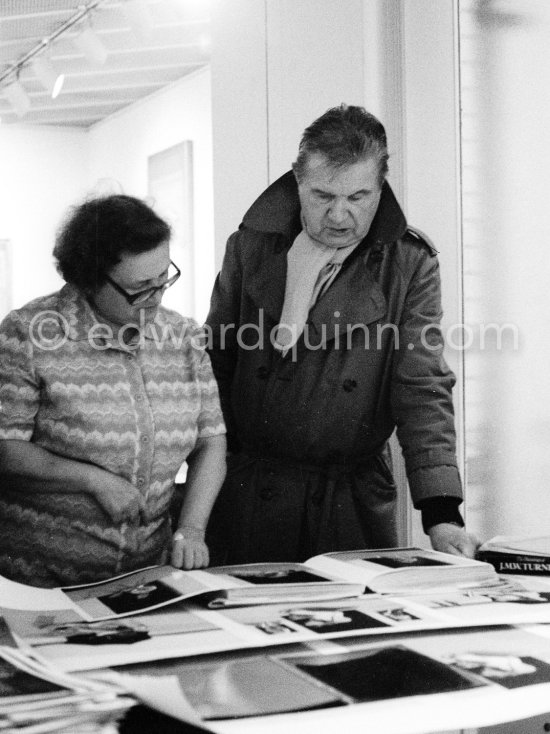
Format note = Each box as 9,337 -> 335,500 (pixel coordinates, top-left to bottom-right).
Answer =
323,234 -> 361,248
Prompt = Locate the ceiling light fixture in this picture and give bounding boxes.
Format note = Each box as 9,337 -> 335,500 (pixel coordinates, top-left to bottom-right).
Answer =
3,76 -> 31,117
73,25 -> 108,66
0,0 -> 108,117
31,55 -> 65,99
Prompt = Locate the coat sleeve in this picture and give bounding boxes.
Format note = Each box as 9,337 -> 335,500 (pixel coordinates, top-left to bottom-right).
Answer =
205,231 -> 243,451
390,246 -> 463,506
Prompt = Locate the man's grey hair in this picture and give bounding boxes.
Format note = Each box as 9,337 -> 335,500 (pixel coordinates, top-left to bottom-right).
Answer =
292,104 -> 389,187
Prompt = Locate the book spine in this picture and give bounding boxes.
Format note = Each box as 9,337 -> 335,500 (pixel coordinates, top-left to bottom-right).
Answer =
476,550 -> 550,575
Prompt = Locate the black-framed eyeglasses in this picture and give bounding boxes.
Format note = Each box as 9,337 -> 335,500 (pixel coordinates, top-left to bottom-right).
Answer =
105,260 -> 181,305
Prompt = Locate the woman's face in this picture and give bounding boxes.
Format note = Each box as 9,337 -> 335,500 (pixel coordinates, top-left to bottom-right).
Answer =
92,242 -> 171,328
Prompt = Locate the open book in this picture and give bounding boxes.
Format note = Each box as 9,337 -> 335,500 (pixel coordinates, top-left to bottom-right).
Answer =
57,563 -> 365,621
306,547 -> 498,594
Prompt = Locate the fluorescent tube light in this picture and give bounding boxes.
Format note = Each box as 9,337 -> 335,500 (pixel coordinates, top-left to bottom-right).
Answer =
31,56 -> 65,98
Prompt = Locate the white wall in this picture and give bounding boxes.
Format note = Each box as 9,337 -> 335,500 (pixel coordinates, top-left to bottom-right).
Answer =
211,0 -> 367,265
210,0 -> 269,261
0,125 -> 89,313
88,67 -> 214,322
265,0 -> 365,182
460,0 -> 550,540
0,68 -> 213,323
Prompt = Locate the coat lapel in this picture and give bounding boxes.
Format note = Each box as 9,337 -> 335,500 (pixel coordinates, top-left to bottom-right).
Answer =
307,254 -> 387,342
245,244 -> 387,333
245,245 -> 288,323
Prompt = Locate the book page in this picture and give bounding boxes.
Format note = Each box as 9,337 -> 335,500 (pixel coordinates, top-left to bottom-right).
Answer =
61,564 -> 358,620
0,574 -> 78,612
63,566 -> 237,620
305,548 -> 496,593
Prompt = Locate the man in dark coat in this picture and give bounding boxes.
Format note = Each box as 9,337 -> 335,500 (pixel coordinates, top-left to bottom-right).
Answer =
205,104 -> 477,564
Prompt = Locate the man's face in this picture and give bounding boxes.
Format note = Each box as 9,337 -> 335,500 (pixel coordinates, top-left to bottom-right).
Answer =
296,153 -> 382,248
92,241 -> 171,327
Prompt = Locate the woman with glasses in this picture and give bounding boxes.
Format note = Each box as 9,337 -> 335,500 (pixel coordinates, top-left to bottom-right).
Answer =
0,194 -> 226,587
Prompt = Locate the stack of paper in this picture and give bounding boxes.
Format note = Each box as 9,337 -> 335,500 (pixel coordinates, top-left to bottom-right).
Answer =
0,645 -> 134,733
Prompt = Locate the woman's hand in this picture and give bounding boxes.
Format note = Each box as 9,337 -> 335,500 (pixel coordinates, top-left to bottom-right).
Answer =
171,525 -> 209,569
91,475 -> 147,524
0,439 -> 147,525
170,434 -> 226,569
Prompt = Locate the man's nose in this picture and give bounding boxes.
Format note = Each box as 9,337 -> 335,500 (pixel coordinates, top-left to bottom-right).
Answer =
327,198 -> 348,223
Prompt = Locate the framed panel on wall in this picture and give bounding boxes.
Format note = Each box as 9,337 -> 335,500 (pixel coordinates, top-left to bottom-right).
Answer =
148,141 -> 194,317
0,240 -> 12,319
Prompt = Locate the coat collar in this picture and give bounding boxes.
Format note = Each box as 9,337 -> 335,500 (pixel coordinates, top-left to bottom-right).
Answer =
242,171 -> 406,330
241,169 -> 407,246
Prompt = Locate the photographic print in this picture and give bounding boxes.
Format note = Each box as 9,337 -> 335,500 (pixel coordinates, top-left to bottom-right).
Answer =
293,646 -> 484,702
377,607 -> 421,623
228,568 -> 328,585
97,582 -> 180,615
449,653 -> 550,690
282,608 -> 389,634
363,551 -> 450,569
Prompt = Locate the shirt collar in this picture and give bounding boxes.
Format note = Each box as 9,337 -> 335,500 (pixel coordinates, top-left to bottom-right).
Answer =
58,284 -> 172,343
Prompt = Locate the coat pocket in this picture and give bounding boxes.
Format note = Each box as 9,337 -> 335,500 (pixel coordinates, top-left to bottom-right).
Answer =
349,459 -> 398,547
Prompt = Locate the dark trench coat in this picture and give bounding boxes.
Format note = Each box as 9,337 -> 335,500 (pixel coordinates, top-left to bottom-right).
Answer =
205,171 -> 462,564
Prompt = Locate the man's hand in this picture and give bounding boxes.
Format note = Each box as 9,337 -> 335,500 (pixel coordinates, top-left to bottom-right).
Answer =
428,523 -> 480,558
171,526 -> 209,570
91,473 -> 147,524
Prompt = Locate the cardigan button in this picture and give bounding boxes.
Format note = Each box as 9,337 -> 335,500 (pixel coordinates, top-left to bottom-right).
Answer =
256,365 -> 270,379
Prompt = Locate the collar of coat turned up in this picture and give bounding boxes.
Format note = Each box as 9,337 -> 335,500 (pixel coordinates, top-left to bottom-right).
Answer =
240,169 -> 408,246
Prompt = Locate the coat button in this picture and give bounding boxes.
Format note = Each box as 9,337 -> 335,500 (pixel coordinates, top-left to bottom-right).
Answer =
342,378 -> 357,392
260,486 -> 275,500
256,366 -> 270,379
370,246 -> 384,262
273,237 -> 286,254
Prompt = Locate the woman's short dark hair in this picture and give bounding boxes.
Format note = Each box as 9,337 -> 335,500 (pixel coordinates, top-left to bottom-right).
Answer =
293,104 -> 389,186
53,194 -> 171,293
